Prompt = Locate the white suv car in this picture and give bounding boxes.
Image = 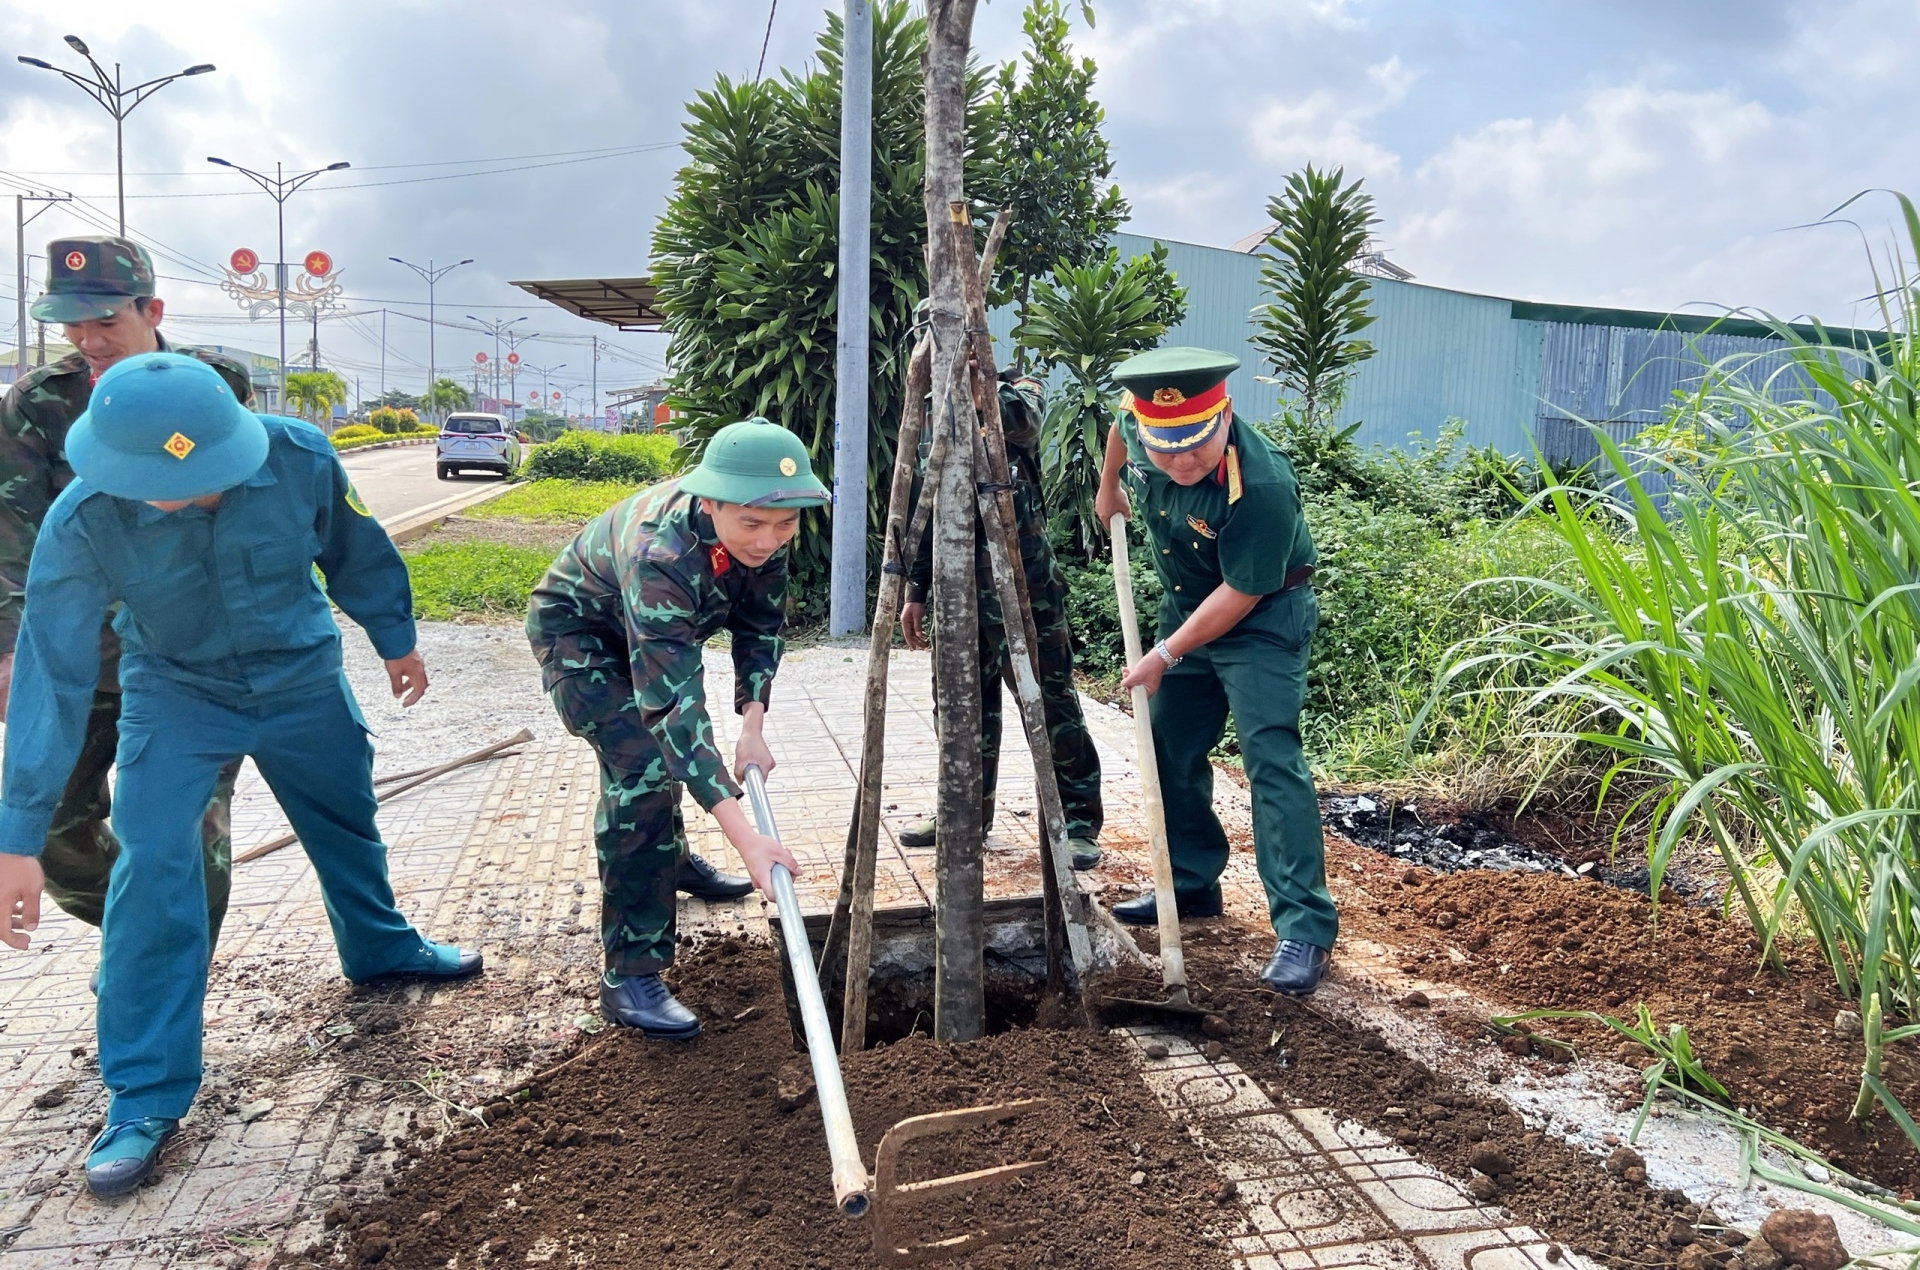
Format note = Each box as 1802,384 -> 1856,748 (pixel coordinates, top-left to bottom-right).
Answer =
436,413 -> 523,480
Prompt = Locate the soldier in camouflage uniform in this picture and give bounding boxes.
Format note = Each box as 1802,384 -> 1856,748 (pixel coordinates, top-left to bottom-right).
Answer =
528,419 -> 825,1039
900,361 -> 1105,869
1,237 -> 243,946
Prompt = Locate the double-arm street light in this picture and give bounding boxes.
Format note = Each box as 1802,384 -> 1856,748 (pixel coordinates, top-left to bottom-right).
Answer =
18,35 -> 215,234
390,257 -> 473,423
465,314 -> 524,405
205,158 -> 350,399
522,362 -> 566,427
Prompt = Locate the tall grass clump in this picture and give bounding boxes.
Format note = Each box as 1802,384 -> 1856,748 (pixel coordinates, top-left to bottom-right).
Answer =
1429,191 -> 1920,1144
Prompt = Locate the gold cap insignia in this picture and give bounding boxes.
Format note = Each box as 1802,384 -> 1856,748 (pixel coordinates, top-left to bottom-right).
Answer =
163,432 -> 196,460
778,456 -> 798,476
1151,387 -> 1187,406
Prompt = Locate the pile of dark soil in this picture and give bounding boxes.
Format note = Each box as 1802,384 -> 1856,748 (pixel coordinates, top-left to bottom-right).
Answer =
288,944 -> 1230,1269
1102,923 -> 1758,1270
1340,863 -> 1920,1195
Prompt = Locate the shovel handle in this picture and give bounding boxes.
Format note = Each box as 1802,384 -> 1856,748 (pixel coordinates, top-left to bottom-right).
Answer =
744,765 -> 872,1217
1107,515 -> 1189,996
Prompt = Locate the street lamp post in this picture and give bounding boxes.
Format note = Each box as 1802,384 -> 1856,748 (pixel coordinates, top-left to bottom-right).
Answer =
524,362 -> 566,430
205,157 -> 349,406
390,256 -> 473,423
466,314 -> 524,406
18,35 -> 214,234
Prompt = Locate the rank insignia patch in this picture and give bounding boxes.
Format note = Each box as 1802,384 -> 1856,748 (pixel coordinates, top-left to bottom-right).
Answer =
345,484 -> 372,516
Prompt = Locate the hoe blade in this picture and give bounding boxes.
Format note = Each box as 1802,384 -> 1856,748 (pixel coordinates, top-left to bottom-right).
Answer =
871,1099 -> 1048,1267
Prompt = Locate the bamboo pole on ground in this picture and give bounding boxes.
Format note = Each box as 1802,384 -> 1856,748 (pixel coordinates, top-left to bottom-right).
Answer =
945,202 -> 1094,989
924,0 -> 986,1040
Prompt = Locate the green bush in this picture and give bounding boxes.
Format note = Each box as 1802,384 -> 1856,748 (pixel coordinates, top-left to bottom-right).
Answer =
369,405 -> 421,435
523,432 -> 682,484
331,424 -> 383,443
404,541 -> 555,621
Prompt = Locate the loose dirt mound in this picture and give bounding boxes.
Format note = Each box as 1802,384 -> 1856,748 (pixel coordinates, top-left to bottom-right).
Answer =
1348,864 -> 1920,1194
290,945 -> 1229,1269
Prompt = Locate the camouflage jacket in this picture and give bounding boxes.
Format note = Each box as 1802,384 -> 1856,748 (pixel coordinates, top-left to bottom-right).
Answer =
906,374 -> 1045,604
526,478 -> 789,812
0,335 -> 254,663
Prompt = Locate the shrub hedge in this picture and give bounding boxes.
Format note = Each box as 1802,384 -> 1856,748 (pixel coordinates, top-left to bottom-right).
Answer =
524,432 -> 682,484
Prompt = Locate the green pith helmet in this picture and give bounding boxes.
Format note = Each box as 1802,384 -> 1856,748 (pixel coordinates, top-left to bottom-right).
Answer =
33,235 -> 158,324
680,419 -> 831,508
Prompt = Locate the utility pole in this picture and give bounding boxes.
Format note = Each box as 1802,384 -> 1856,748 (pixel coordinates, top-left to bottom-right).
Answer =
591,337 -> 601,431
14,191 -> 72,383
205,157 -> 350,406
379,308 -> 387,399
390,256 -> 473,423
923,0 -> 984,1041
17,35 -> 214,234
829,0 -> 874,638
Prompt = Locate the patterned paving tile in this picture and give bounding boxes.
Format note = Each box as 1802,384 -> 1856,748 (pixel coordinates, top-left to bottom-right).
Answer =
1118,1029 -> 1593,1270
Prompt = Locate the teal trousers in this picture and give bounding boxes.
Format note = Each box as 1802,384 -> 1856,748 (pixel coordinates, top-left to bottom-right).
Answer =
1147,585 -> 1338,950
100,677 -> 441,1123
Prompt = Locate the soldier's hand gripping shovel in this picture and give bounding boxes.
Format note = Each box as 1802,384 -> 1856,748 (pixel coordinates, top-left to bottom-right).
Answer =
1100,512 -> 1208,1022
743,766 -> 1047,1263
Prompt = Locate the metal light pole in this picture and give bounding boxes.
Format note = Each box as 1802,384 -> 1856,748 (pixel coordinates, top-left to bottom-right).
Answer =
829,0 -> 874,637
15,191 -> 72,380
467,314 -> 523,405
205,157 -> 350,405
390,256 -> 473,423
18,36 -> 215,234
524,362 -> 565,428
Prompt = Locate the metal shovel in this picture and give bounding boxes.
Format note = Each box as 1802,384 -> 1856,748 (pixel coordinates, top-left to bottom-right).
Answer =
1101,512 -> 1206,1020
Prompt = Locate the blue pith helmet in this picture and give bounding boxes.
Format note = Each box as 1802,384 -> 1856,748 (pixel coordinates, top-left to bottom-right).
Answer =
68,353 -> 270,501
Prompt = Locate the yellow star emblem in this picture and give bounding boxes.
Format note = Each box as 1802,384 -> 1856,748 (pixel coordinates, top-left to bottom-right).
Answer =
163,432 -> 196,460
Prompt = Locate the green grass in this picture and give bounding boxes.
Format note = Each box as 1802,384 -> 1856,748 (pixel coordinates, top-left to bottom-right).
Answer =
405,541 -> 553,621
466,479 -> 639,524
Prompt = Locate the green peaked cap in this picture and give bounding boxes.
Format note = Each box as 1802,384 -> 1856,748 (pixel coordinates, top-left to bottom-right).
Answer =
679,418 -> 831,508
1113,347 -> 1241,453
1112,346 -> 1240,400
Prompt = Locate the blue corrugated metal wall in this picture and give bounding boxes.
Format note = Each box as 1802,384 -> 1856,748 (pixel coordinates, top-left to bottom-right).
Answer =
990,230 -> 1840,462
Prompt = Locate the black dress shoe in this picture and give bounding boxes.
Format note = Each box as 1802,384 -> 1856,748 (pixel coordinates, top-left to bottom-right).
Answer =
1111,885 -> 1223,926
601,973 -> 701,1039
1260,939 -> 1331,996
676,852 -> 753,900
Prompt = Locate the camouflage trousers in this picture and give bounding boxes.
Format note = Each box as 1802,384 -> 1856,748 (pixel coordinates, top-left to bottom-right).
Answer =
550,672 -> 688,977
931,480 -> 1103,841
40,688 -> 239,947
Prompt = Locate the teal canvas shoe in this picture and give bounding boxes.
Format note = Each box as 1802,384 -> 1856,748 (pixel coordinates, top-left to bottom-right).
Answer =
348,941 -> 483,985
86,1117 -> 178,1197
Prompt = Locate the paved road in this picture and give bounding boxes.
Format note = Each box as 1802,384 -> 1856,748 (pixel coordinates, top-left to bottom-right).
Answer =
339,443 -> 509,523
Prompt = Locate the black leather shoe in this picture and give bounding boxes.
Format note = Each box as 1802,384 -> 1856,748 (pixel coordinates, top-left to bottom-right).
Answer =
1111,885 -> 1223,926
1261,939 -> 1331,996
601,973 -> 701,1039
676,853 -> 752,901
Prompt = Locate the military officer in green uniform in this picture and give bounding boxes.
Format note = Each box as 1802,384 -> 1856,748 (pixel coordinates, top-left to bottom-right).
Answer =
1094,347 -> 1335,995
0,236 -> 244,949
527,420 -> 825,1038
897,362 -> 1104,869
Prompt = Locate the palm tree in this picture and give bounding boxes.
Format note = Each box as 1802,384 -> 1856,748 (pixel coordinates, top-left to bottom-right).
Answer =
283,370 -> 350,425
427,377 -> 471,419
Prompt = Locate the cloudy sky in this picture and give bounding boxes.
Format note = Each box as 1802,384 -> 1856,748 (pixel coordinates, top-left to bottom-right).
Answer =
3,0 -> 1914,410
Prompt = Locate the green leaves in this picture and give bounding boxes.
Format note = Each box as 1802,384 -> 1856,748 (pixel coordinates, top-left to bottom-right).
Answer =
284,370 -> 349,421
1253,165 -> 1379,426
1015,242 -> 1187,561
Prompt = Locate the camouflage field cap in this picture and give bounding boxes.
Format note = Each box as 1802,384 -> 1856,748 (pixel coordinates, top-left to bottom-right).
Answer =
679,418 -> 830,508
32,236 -> 157,324
68,354 -> 268,501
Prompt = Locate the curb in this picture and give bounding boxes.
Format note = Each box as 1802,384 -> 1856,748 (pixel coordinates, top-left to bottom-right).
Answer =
333,436 -> 437,455
383,479 -> 523,543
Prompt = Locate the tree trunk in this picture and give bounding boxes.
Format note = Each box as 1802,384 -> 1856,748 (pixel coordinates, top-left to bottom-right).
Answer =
924,0 -> 985,1043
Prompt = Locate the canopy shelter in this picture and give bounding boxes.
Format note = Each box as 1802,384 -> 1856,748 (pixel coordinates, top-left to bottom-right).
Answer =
508,277 -> 663,331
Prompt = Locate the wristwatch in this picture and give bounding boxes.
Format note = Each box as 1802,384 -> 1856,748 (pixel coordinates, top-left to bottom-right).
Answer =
1154,640 -> 1182,669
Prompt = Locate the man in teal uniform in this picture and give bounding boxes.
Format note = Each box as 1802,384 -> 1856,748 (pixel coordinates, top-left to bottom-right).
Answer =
0,353 -> 481,1197
527,419 -> 818,1039
1094,346 -> 1335,995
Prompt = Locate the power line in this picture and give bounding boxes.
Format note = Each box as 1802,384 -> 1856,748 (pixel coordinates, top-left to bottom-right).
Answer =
755,0 -> 780,82
6,142 -> 677,178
